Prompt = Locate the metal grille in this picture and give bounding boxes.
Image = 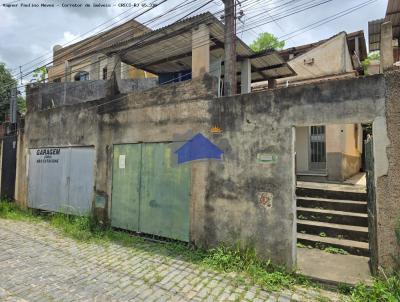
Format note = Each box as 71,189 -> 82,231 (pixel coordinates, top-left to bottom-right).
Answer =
309,126 -> 326,170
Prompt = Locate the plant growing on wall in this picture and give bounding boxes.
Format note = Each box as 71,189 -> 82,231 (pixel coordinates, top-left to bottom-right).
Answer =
361,51 -> 380,75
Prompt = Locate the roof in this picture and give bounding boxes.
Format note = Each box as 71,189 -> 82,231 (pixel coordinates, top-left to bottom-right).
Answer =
103,12 -> 295,82
278,31 -> 367,61
368,0 -> 400,51
53,18 -> 151,65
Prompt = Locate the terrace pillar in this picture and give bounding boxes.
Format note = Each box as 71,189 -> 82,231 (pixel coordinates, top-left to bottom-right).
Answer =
89,55 -> 100,80
64,60 -> 71,82
380,21 -> 394,72
240,58 -> 251,94
192,24 -> 210,79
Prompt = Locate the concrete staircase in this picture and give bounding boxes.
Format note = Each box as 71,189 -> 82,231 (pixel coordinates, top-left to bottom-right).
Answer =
296,183 -> 369,257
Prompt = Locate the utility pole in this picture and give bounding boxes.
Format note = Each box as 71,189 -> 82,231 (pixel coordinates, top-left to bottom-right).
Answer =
223,0 -> 237,96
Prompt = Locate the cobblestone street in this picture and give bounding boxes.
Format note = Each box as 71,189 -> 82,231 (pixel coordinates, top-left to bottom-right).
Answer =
0,219 -> 340,302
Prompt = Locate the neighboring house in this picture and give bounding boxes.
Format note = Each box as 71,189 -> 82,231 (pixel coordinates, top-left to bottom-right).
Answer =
255,31 -> 367,182
368,0 -> 400,73
47,19 -> 155,83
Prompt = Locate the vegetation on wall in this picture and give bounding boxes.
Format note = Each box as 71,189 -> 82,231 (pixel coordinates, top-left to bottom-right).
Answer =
361,51 -> 380,75
249,32 -> 285,52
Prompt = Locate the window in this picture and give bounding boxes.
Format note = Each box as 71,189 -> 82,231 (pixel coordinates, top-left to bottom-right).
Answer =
53,78 -> 61,83
74,71 -> 89,81
102,67 -> 107,80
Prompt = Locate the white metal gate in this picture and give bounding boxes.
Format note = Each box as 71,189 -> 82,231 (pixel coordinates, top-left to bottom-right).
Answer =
28,147 -> 95,215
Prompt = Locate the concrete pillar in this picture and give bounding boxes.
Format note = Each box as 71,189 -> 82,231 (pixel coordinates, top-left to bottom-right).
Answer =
380,21 -> 394,73
354,36 -> 360,57
240,59 -> 251,94
268,79 -> 277,89
64,60 -> 71,82
192,24 -> 210,79
89,55 -> 100,80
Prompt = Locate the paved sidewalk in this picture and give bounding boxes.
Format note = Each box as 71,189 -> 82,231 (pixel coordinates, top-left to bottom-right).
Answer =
0,219 -> 341,302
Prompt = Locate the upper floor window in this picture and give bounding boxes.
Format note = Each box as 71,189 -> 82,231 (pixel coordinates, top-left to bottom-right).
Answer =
74,71 -> 90,81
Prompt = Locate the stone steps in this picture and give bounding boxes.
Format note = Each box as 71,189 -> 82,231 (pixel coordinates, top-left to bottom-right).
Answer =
297,233 -> 369,257
296,185 -> 369,257
298,220 -> 369,242
297,207 -> 368,227
297,197 -> 367,213
296,187 -> 366,201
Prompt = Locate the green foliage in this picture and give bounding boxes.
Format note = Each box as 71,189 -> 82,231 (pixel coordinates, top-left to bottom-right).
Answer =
338,283 -> 353,295
0,199 -> 38,221
31,66 -> 47,83
17,96 -> 26,115
349,274 -> 400,302
0,63 -> 18,122
249,32 -> 285,52
323,247 -> 349,255
202,244 -> 311,291
361,51 -> 380,75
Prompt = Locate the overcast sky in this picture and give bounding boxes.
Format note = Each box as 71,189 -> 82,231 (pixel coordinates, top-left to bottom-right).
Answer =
0,0 -> 388,80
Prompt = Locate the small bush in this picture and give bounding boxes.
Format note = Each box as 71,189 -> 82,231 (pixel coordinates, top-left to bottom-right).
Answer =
201,244 -> 310,291
0,200 -> 37,221
349,274 -> 400,302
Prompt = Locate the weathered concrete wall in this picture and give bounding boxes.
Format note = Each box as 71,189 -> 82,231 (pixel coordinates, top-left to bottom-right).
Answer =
375,70 -> 400,272
295,127 -> 309,172
17,72 -> 399,271
26,79 -> 158,112
26,81 -> 110,112
194,74 -> 386,268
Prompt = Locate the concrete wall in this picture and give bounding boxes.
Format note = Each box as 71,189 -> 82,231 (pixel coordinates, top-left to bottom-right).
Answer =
375,70 -> 400,272
16,72 -> 399,272
295,127 -> 309,172
26,79 -> 158,112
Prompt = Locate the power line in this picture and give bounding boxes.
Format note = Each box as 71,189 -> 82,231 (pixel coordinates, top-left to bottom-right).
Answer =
4,1 -> 376,94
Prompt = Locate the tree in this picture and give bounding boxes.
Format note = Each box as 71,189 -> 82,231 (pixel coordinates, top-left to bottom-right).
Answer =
0,63 -> 17,122
249,32 -> 285,52
31,66 -> 47,83
17,95 -> 26,115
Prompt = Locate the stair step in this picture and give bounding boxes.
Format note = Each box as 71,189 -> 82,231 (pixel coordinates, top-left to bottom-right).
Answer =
296,187 -> 366,201
297,207 -> 368,227
297,220 -> 369,242
297,197 -> 367,213
297,233 -> 369,256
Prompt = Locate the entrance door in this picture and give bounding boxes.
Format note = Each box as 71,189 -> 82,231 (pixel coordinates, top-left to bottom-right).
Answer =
309,126 -> 326,170
1,135 -> 17,199
140,143 -> 191,242
28,147 -> 95,215
111,144 -> 142,231
111,143 -> 191,242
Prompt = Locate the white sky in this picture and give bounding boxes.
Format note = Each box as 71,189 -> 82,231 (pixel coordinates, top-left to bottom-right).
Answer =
0,0 -> 388,79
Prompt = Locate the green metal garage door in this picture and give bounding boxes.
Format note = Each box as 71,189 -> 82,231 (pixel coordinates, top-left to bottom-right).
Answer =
111,143 -> 191,242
